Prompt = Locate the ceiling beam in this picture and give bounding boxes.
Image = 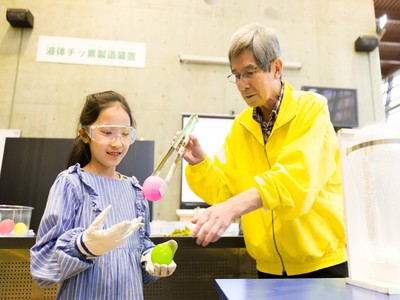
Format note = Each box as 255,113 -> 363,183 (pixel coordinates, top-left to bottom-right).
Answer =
380,31 -> 400,43
375,18 -> 400,25
381,60 -> 400,65
375,9 -> 400,20
379,41 -> 400,47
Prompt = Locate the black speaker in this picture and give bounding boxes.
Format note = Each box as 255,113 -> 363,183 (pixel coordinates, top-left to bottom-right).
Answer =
355,35 -> 378,52
6,8 -> 34,28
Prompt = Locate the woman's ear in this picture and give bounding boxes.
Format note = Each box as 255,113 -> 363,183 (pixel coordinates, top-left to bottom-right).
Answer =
78,128 -> 90,144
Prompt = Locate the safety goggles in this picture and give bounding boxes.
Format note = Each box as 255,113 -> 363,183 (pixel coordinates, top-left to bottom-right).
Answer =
84,124 -> 136,145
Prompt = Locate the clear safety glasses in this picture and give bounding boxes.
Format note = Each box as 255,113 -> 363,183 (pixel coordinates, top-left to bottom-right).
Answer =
84,125 -> 136,145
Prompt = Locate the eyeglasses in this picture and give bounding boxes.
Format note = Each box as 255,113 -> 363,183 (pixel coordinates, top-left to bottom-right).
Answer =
84,125 -> 136,145
227,67 -> 260,84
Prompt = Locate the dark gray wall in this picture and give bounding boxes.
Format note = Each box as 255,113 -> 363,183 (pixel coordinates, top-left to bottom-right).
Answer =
0,138 -> 154,232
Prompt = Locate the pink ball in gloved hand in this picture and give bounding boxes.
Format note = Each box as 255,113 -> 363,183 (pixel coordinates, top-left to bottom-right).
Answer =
142,176 -> 166,201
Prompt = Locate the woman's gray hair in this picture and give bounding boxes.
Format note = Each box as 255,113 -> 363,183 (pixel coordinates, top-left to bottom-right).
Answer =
228,23 -> 281,72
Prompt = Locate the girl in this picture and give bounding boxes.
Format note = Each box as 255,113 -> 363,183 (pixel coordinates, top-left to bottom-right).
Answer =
30,91 -> 177,300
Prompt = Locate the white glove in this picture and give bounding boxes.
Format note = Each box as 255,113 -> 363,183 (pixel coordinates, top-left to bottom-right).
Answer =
76,205 -> 144,257
141,240 -> 178,277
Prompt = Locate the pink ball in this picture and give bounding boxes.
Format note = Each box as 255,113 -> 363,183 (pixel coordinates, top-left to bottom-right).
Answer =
0,219 -> 16,234
142,176 -> 165,201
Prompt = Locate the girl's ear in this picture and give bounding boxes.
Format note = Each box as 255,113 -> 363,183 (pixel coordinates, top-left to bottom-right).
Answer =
78,128 -> 90,144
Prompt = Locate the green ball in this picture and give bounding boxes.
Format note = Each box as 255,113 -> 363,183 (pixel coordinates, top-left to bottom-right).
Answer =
151,243 -> 173,265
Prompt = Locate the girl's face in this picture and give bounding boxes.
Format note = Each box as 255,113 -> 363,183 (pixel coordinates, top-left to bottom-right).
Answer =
82,103 -> 132,178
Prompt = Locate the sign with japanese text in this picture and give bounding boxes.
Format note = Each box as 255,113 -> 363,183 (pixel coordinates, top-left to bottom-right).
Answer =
37,36 -> 146,68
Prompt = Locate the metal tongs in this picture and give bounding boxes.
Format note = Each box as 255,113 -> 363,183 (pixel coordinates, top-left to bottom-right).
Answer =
142,114 -> 199,201
153,114 -> 199,183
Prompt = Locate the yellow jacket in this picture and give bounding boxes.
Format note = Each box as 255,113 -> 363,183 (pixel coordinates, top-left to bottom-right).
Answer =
186,81 -> 347,275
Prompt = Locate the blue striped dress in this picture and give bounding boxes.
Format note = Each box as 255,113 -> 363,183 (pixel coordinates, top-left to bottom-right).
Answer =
30,164 -> 157,300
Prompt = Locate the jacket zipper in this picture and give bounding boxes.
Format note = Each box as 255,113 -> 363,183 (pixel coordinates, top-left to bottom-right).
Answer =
264,146 -> 286,275
242,119 -> 288,275
271,210 -> 286,275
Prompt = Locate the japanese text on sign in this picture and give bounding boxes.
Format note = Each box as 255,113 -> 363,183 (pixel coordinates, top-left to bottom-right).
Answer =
37,36 -> 146,68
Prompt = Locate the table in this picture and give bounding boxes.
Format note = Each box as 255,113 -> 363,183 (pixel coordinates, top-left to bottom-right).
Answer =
1,236 -> 255,299
0,236 -> 246,249
215,278 -> 400,300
